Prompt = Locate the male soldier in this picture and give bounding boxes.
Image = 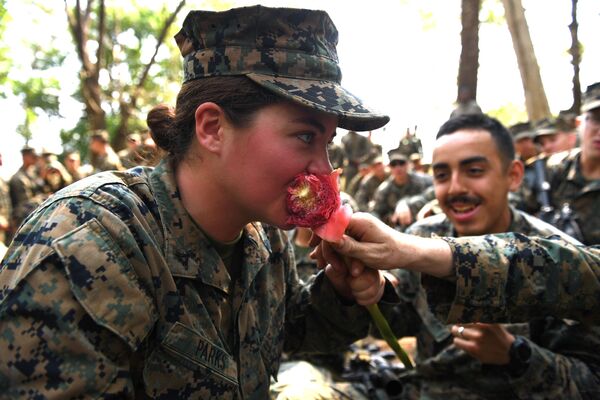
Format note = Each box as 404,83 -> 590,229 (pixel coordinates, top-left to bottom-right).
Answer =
63,150 -> 93,182
370,152 -> 432,227
533,117 -> 578,155
390,127 -> 423,159
88,130 -> 124,172
508,121 -> 540,214
341,130 -> 372,186
118,132 -> 143,169
354,156 -> 387,211
9,146 -> 44,228
0,152 -> 11,245
528,82 -> 600,245
385,113 -> 600,398
327,140 -> 346,171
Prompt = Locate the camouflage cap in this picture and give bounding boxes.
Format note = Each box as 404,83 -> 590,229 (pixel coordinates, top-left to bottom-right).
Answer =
532,118 -> 557,142
174,5 -> 389,132
582,82 -> 600,112
556,110 -> 577,132
509,121 -> 534,141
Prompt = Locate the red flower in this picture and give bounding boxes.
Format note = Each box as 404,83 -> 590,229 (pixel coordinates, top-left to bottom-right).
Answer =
286,169 -> 352,242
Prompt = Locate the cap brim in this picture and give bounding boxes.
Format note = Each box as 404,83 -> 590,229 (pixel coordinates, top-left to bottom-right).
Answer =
514,131 -> 534,141
247,73 -> 389,132
582,99 -> 600,112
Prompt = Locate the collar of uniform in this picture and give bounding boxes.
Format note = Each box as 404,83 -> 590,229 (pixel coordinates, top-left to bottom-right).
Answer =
149,159 -> 271,292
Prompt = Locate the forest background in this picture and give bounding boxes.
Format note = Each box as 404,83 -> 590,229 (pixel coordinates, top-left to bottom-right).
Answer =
0,0 -> 599,179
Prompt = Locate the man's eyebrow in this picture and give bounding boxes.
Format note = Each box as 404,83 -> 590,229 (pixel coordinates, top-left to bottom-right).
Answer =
432,156 -> 488,170
292,117 -> 326,133
459,156 -> 488,166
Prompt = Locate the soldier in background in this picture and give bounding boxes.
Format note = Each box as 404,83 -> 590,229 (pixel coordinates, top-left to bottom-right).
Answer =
0,152 -> 11,245
390,127 -> 422,159
327,140 -> 345,171
354,156 -> 387,212
341,130 -> 372,188
88,130 -> 124,172
9,146 -> 44,229
529,81 -> 600,245
533,117 -> 577,156
370,153 -> 432,227
118,133 -> 143,169
63,151 -> 93,182
509,121 -> 540,214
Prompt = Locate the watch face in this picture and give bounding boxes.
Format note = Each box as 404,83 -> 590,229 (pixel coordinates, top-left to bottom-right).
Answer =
512,337 -> 532,362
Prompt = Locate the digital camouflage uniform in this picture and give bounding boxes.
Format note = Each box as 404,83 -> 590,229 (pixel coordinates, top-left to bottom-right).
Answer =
354,173 -> 386,212
386,208 -> 600,399
539,148 -> 600,245
341,132 -> 373,185
8,165 -> 43,229
0,177 -> 10,244
0,160 -> 377,399
441,234 -> 600,325
370,173 -> 432,226
92,147 -> 124,173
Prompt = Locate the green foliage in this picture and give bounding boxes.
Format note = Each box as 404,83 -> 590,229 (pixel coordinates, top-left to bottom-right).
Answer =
12,77 -> 61,116
487,102 -> 529,126
480,0 -> 505,25
0,0 -> 10,93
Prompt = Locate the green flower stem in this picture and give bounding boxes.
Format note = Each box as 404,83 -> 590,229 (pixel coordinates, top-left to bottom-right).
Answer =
366,303 -> 414,369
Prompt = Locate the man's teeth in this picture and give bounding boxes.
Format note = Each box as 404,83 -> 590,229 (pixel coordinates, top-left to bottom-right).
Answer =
452,204 -> 476,213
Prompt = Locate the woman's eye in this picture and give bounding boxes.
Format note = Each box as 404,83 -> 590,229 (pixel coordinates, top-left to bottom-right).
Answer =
297,133 -> 314,144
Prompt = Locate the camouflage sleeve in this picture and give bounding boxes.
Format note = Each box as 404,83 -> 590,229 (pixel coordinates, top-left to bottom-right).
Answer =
400,186 -> 436,220
509,336 -> 600,399
282,240 -> 373,354
369,185 -> 389,222
0,198 -> 157,397
441,233 -> 600,324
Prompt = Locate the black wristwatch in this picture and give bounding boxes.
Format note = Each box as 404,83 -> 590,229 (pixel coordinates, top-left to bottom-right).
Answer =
507,335 -> 532,377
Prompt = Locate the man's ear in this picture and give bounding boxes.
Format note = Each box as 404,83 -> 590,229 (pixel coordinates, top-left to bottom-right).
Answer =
507,159 -> 525,192
194,102 -> 226,154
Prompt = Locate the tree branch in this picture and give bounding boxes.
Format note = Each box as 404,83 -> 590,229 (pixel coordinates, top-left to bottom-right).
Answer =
134,0 -> 186,96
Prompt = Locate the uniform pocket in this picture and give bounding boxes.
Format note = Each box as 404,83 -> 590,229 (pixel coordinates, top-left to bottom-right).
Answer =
53,218 -> 156,351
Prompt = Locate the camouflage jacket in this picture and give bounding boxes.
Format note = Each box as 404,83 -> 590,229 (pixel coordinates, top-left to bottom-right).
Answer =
388,208 -> 600,399
92,147 -> 124,173
354,173 -> 385,212
0,178 -> 10,243
8,166 -> 43,227
369,173 -> 432,226
0,159 -> 374,399
443,234 -> 600,325
542,149 -> 600,245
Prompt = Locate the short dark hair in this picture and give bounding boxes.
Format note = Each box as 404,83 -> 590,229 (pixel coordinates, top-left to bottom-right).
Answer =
436,114 -> 515,167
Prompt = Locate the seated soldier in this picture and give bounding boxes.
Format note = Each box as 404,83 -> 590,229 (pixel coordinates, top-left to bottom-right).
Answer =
370,153 -> 432,228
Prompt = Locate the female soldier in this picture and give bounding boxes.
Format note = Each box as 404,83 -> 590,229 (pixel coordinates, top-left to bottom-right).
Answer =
0,6 -> 391,399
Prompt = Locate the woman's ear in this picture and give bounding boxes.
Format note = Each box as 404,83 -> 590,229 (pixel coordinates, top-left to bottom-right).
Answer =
194,102 -> 226,154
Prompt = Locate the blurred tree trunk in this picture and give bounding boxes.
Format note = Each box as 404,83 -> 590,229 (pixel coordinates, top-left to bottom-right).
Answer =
457,0 -> 481,103
66,0 -> 107,131
501,0 -> 550,121
114,0 -> 185,150
65,0 -> 186,150
568,0 -> 581,114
